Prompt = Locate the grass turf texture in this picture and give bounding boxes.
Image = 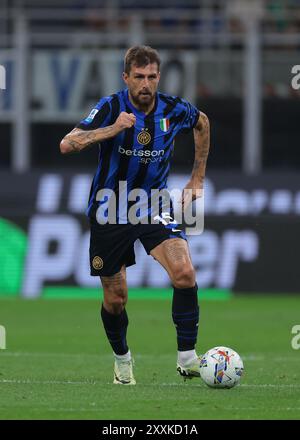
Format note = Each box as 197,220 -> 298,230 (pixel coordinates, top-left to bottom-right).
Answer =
0,295 -> 300,420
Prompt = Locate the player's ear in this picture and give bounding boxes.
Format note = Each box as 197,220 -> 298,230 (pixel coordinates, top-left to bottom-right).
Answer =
122,72 -> 128,85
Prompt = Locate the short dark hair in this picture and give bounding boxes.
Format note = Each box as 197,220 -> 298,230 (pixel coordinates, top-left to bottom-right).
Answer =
124,45 -> 161,74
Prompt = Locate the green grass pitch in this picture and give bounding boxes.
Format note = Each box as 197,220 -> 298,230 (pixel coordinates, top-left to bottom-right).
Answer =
0,294 -> 300,420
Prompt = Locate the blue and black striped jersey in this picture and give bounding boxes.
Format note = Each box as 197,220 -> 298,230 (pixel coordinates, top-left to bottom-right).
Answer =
77,89 -> 200,221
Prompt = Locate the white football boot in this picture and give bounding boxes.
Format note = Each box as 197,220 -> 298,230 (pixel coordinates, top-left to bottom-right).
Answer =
176,356 -> 203,381
113,358 -> 136,385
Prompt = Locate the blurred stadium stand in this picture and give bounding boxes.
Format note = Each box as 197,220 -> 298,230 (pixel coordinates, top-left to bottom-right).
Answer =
0,0 -> 299,172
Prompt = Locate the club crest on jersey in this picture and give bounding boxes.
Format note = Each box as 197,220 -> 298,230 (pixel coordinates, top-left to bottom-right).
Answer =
137,129 -> 151,145
160,118 -> 170,132
92,256 -> 103,270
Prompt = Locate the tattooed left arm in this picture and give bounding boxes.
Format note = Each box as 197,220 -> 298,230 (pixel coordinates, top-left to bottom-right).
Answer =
191,112 -> 210,188
181,112 -> 210,210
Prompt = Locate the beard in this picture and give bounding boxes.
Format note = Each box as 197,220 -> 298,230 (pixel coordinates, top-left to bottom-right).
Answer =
131,90 -> 155,110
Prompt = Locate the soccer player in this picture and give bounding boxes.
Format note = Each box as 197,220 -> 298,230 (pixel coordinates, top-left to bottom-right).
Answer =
60,46 -> 210,385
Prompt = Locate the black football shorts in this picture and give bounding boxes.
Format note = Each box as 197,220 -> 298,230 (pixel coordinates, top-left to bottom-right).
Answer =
89,216 -> 187,277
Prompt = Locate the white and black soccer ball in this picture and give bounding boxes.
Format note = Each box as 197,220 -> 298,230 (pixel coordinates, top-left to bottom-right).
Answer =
199,346 -> 244,389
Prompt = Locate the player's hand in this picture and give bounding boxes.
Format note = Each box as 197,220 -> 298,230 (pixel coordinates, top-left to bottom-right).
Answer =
113,112 -> 136,133
180,179 -> 203,212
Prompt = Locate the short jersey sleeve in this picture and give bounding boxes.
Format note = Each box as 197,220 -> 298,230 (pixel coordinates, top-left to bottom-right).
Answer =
180,100 -> 200,132
76,97 -> 112,131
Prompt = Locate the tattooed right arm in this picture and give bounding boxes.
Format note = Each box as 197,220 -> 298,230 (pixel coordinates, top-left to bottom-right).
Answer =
60,111 -> 136,154
60,126 -> 118,154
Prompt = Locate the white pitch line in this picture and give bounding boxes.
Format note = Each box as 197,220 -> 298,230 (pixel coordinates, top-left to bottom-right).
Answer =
0,379 -> 300,389
208,407 -> 300,411
0,379 -> 191,387
0,352 -> 102,358
48,407 -> 300,412
0,379 -> 100,385
0,406 -> 299,414
160,383 -> 300,388
1,352 -> 299,362
240,384 -> 300,388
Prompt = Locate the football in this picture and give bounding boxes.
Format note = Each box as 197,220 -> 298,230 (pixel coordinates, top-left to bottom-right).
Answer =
199,346 -> 244,388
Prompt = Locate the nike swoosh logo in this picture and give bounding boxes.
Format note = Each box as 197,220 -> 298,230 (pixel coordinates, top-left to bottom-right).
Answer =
171,228 -> 181,232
